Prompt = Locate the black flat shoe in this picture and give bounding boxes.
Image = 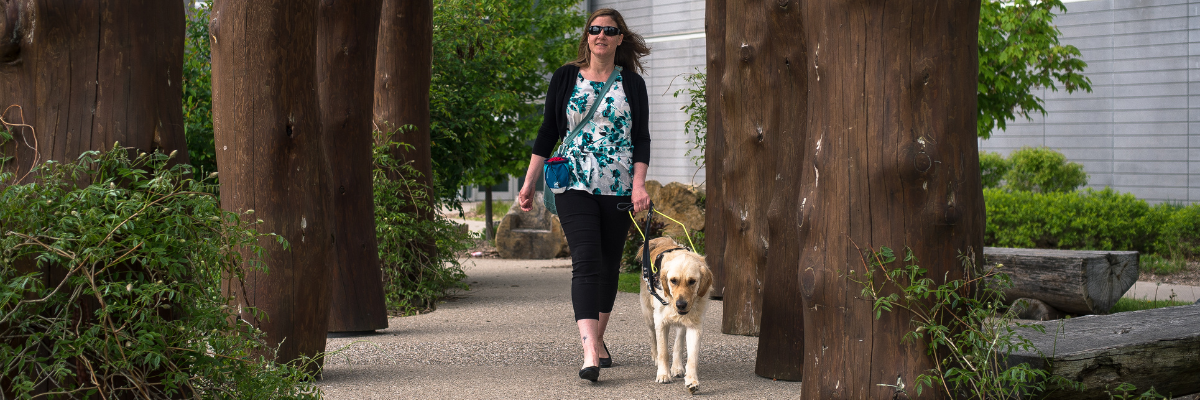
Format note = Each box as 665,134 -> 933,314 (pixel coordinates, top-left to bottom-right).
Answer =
599,343 -> 612,368
579,366 -> 600,382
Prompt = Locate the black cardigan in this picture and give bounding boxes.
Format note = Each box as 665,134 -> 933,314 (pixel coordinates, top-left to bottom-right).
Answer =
531,64 -> 651,165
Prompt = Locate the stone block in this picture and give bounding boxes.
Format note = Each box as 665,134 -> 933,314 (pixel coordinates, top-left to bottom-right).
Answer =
495,194 -> 569,259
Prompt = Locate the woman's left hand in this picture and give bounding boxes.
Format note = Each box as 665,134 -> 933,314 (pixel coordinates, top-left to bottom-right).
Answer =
632,186 -> 650,213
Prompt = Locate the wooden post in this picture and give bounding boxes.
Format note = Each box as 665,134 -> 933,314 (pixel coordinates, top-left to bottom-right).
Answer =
374,0 -> 437,275
703,0 -> 727,300
0,1 -> 187,395
0,0 -> 189,179
319,0 -> 388,333
211,0 -> 334,368
717,0 -> 808,378
795,1 -> 983,397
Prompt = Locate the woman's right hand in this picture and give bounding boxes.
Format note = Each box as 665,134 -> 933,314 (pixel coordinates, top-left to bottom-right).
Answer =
518,183 -> 535,211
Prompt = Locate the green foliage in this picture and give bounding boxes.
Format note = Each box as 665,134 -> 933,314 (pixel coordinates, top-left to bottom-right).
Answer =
1109,297 -> 1192,314
671,69 -> 707,168
373,129 -> 471,316
984,187 -> 1164,252
183,4 -> 216,177
429,0 -> 582,207
1003,146 -> 1088,193
978,151 -> 1009,189
851,247 -> 1081,398
472,200 -> 511,221
1139,253 -> 1188,275
977,0 -> 1092,138
0,145 -> 319,399
1155,203 -> 1200,259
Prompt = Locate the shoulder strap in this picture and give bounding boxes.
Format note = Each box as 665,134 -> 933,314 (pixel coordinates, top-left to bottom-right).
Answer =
554,66 -> 623,156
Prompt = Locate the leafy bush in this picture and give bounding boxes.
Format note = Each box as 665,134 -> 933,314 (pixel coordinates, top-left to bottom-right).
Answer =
0,144 -> 319,399
1003,146 -> 1087,193
984,187 -> 1164,252
183,4 -> 216,176
672,69 -> 707,168
851,247 -> 1081,398
373,131 -> 470,316
978,151 -> 1009,189
1154,203 -> 1200,259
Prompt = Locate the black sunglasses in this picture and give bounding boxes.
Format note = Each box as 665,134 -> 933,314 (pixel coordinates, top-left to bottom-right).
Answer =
587,25 -> 621,37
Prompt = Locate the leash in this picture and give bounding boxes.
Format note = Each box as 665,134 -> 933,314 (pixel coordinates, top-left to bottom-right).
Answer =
620,200 -> 696,307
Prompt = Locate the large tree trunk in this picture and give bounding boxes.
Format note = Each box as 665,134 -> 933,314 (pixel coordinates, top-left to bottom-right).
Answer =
0,0 -> 189,179
717,0 -> 808,343
374,0 -> 436,287
795,1 -> 983,398
0,2 -> 187,396
703,0 -> 726,300
319,0 -> 388,333
211,0 -> 334,368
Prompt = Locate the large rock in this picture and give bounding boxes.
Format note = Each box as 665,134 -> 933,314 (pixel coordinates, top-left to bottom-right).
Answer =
638,181 -> 705,240
495,194 -> 569,259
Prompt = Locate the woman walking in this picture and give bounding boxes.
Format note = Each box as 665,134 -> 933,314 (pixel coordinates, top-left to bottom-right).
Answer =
516,8 -> 651,382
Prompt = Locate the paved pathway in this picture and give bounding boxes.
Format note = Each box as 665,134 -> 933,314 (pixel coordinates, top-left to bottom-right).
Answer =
318,257 -> 801,399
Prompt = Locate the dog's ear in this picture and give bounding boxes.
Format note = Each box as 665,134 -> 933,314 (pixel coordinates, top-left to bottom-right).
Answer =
697,260 -> 714,298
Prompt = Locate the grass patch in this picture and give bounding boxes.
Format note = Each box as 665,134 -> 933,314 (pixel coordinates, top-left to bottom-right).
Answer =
1140,253 -> 1188,275
618,272 -> 640,294
1109,297 -> 1193,313
473,200 -> 510,216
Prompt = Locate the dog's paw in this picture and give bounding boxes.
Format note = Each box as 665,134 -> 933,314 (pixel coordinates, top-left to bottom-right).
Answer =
686,381 -> 700,395
655,372 -> 673,384
671,366 -> 685,378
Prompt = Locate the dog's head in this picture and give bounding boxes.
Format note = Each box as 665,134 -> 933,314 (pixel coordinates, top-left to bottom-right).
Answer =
654,242 -> 713,316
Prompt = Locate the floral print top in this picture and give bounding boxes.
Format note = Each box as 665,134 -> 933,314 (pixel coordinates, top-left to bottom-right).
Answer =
561,72 -> 634,196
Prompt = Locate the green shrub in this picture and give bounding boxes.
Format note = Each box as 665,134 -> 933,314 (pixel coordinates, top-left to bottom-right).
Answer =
0,145 -> 319,398
373,130 -> 471,316
183,4 -> 216,176
1154,203 -> 1200,259
1003,146 -> 1087,193
1140,253 -> 1188,275
984,187 -> 1163,252
979,151 -> 1009,189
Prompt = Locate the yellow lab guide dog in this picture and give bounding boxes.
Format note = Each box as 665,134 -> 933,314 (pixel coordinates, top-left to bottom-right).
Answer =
637,237 -> 713,395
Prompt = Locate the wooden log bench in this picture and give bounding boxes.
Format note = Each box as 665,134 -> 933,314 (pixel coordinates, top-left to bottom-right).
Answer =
1006,305 -> 1200,399
983,247 -> 1139,315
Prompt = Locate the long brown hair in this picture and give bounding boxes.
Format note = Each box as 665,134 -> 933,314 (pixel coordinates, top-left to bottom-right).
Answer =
569,9 -> 650,74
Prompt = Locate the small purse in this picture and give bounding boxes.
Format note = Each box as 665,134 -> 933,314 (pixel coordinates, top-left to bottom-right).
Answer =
544,66 -> 623,215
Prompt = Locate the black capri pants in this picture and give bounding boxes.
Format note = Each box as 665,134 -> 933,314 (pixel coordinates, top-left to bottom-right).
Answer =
554,190 -> 633,321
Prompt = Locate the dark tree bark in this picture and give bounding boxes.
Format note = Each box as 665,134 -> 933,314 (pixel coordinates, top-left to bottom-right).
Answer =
703,0 -> 726,300
211,0 -> 334,368
715,0 -> 807,379
374,0 -> 436,276
0,0 -> 189,180
0,1 -> 187,395
794,1 -> 983,398
319,0 -> 388,333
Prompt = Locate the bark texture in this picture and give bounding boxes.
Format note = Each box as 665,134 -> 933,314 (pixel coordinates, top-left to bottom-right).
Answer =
1008,306 -> 1200,399
703,0 -> 726,300
373,0 -> 436,282
714,0 -> 809,379
211,0 -> 334,367
320,0 -> 388,333
794,1 -> 983,398
374,0 -> 434,203
984,247 -> 1139,315
0,0 -> 189,180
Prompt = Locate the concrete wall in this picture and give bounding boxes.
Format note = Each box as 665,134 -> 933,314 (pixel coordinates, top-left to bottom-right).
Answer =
979,0 -> 1200,203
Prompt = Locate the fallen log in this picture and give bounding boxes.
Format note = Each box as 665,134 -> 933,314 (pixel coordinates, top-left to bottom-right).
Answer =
984,247 -> 1139,315
1007,305 -> 1200,399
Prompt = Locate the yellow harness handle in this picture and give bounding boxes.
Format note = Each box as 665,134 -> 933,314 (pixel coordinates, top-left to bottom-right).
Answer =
627,209 -> 697,253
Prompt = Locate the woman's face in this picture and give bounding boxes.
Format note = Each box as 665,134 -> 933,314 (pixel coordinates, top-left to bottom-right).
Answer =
587,16 -> 624,61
